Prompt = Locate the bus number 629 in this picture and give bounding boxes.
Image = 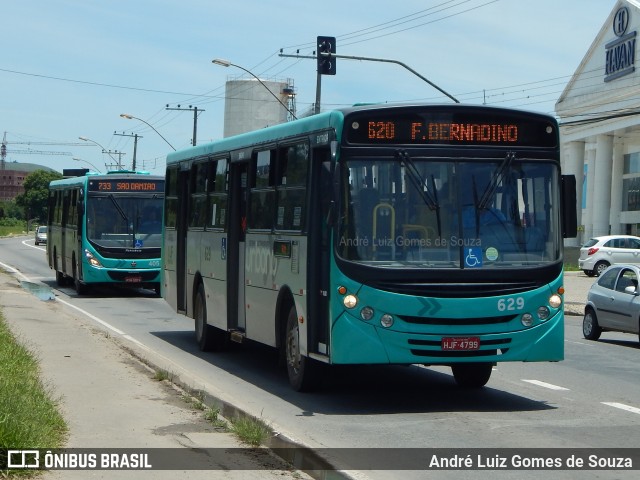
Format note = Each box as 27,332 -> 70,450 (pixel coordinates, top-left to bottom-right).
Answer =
497,297 -> 525,311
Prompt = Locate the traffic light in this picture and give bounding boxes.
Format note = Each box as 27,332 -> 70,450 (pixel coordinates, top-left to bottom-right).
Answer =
317,36 -> 336,75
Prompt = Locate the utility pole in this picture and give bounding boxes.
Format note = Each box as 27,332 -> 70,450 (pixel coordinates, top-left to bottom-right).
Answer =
114,132 -> 142,171
166,105 -> 205,146
104,151 -> 126,171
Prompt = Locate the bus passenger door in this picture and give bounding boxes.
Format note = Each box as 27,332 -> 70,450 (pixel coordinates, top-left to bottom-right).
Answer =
307,148 -> 332,357
176,170 -> 189,313
227,160 -> 248,332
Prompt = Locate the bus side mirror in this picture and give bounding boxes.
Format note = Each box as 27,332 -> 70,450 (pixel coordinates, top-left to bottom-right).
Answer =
561,174 -> 577,238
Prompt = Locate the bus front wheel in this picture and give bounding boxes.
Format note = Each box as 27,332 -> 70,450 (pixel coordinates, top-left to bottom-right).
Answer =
451,363 -> 493,388
72,257 -> 89,295
285,306 -> 320,392
194,284 -> 227,351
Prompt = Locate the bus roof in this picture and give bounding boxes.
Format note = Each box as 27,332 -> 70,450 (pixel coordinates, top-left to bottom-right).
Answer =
49,171 -> 164,189
166,109 -> 345,165
165,103 -> 557,166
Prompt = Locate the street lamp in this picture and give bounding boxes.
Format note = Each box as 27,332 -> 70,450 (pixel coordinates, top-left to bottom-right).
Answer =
119,114 -> 176,151
212,58 -> 297,120
73,157 -> 102,173
78,136 -> 121,168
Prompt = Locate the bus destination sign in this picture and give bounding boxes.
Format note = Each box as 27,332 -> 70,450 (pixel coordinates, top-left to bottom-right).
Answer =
345,109 -> 557,147
88,179 -> 165,192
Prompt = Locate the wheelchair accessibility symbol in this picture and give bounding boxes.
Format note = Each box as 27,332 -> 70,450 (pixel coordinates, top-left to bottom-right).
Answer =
465,247 -> 483,268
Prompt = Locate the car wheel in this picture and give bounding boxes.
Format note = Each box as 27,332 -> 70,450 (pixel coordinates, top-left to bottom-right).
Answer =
594,261 -> 609,276
583,308 -> 602,340
451,363 -> 493,388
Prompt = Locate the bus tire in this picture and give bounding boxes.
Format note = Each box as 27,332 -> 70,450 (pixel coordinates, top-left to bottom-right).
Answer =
54,253 -> 66,286
194,283 -> 226,351
451,363 -> 492,388
72,257 -> 89,295
285,306 -> 320,392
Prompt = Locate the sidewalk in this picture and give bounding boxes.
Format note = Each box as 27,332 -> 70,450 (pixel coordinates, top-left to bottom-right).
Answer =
0,270 -> 312,479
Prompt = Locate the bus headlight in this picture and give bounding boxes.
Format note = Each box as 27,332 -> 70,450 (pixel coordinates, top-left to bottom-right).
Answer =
537,306 -> 551,320
84,249 -> 103,268
521,313 -> 534,327
343,294 -> 358,309
380,314 -> 394,328
548,294 -> 562,309
360,306 -> 374,320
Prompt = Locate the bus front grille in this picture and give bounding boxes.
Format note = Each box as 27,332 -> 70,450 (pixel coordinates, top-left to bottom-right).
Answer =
399,314 -> 518,325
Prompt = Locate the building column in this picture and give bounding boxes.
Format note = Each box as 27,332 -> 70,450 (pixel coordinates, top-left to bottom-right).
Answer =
564,141 -> 585,246
591,134 -> 614,237
609,137 -> 625,234
584,147 -> 596,240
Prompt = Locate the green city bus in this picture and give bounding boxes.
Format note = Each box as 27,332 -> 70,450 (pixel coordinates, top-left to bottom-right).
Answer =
48,170 -> 164,295
162,103 -> 577,391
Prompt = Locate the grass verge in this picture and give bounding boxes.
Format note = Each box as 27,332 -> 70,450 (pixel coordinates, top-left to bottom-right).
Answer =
0,313 -> 67,474
229,415 -> 271,447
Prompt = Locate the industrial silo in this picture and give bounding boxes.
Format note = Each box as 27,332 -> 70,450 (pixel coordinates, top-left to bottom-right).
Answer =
222,77 -> 295,138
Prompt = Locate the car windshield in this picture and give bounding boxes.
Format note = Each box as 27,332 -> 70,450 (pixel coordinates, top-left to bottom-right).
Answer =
86,195 -> 163,249
337,155 -> 561,268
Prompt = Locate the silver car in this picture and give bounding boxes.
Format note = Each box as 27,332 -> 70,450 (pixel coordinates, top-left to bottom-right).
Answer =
583,264 -> 640,343
34,225 -> 47,245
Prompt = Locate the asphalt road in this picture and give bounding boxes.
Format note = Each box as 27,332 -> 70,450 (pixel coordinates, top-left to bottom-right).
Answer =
1,235 -> 639,480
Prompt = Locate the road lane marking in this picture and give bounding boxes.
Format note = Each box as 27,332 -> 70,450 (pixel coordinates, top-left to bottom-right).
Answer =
522,379 -> 570,391
22,239 -> 45,251
0,260 -> 30,281
56,297 -> 126,336
0,260 -> 126,336
565,340 -> 594,346
602,402 -> 640,415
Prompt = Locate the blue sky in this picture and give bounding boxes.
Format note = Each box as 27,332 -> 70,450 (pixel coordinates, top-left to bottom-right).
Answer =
1,0 -> 616,175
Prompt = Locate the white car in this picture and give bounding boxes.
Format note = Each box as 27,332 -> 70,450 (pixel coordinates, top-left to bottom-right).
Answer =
579,235 -> 640,276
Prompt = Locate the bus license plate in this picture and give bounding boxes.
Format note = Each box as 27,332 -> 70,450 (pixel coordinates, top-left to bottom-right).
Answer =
442,337 -> 480,351
125,276 -> 142,283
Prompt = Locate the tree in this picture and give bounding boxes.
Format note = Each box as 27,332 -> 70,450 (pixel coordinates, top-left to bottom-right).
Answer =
14,170 -> 63,224
0,199 -> 24,220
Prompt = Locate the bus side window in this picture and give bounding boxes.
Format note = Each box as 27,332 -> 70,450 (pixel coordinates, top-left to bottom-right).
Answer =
208,158 -> 228,229
276,143 -> 308,231
248,150 -> 275,230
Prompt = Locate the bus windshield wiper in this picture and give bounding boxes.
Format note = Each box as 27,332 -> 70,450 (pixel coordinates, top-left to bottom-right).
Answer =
108,194 -> 131,236
396,149 -> 441,235
477,152 -> 515,211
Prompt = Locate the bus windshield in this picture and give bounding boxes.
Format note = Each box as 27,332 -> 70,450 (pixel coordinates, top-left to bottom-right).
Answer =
86,195 -> 163,249
338,154 -> 560,268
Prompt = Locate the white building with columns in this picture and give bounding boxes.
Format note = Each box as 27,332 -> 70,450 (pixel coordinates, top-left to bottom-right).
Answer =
556,0 -> 640,246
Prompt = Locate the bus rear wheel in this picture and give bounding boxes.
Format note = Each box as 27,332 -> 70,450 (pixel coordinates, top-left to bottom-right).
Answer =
451,363 -> 493,388
194,284 -> 227,351
285,306 -> 320,392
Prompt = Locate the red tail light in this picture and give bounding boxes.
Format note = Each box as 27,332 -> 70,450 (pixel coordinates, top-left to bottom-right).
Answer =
587,247 -> 599,256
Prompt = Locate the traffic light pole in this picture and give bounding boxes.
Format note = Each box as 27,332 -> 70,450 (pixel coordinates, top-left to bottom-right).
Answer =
280,51 -> 460,108
315,72 -> 322,114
